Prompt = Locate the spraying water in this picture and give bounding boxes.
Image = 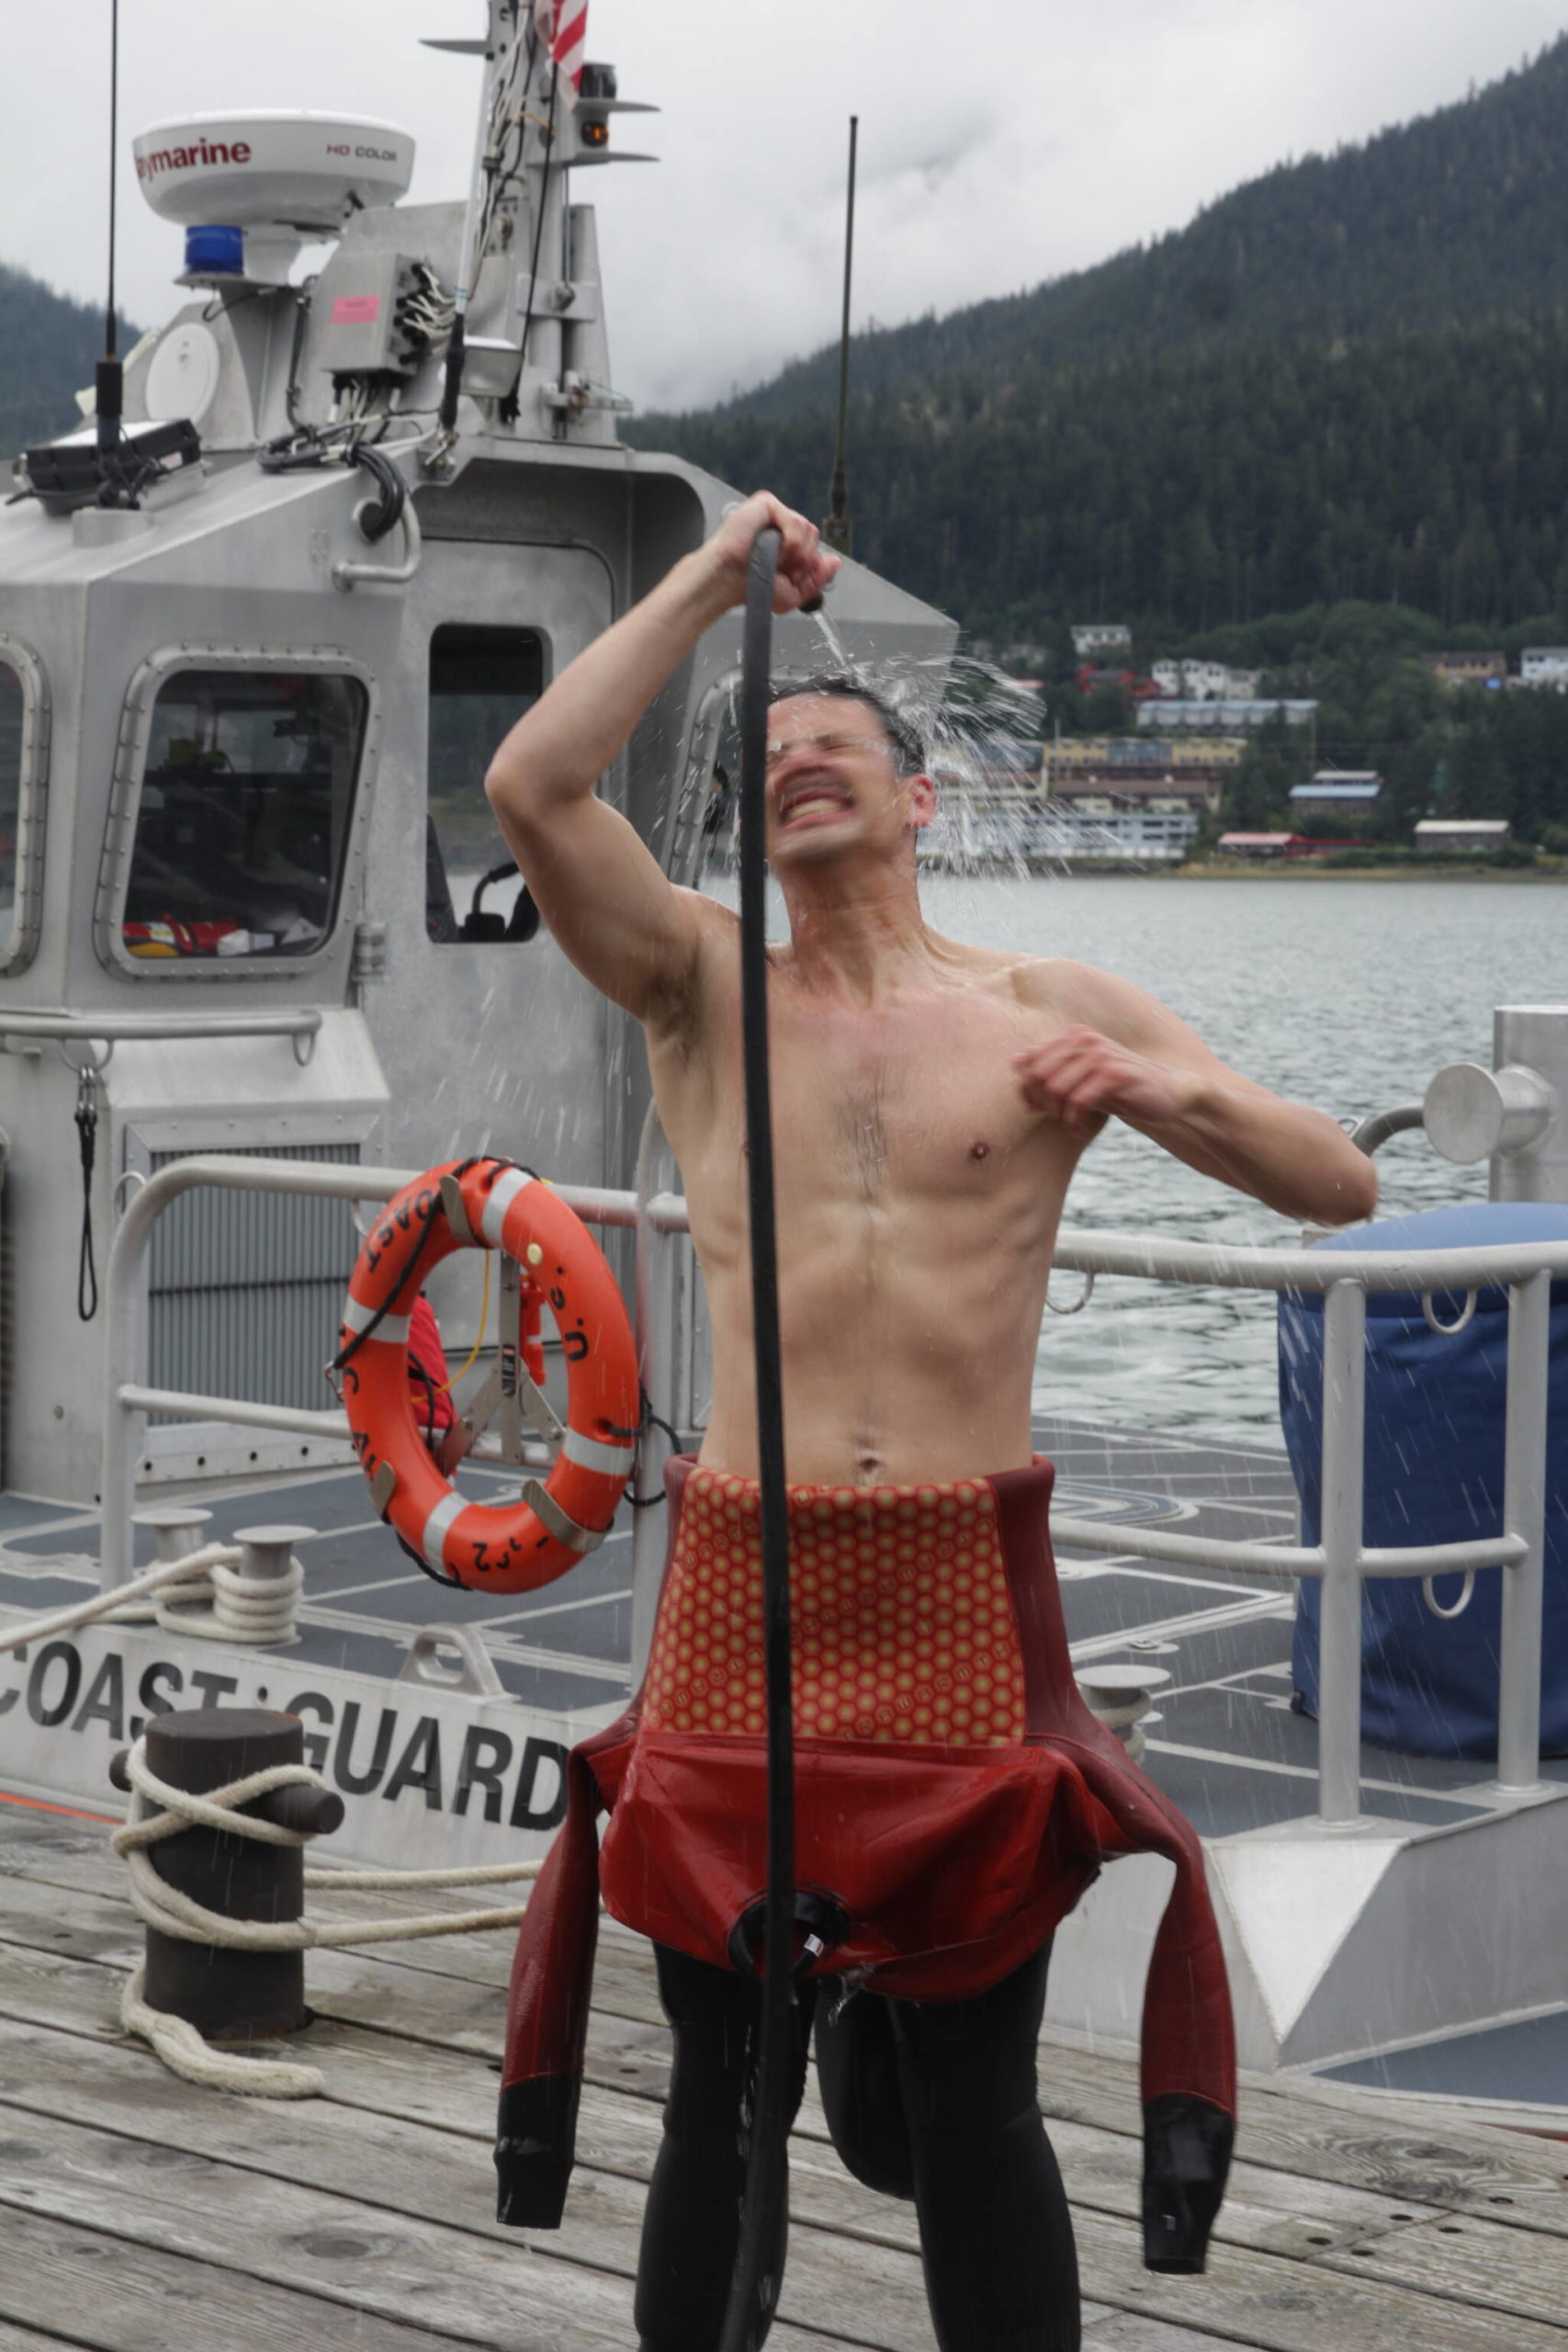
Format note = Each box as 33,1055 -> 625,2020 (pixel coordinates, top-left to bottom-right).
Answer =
809,605 -> 852,672
704,616 -> 1122,882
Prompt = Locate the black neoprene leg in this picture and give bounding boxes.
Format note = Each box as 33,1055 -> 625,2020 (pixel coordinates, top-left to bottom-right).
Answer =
636,1943 -> 817,2352
815,1981 -> 916,2199
890,1946 -> 1080,2352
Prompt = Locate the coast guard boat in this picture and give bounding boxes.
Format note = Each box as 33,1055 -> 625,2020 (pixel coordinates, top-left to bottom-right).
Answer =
1,3 -> 1565,2129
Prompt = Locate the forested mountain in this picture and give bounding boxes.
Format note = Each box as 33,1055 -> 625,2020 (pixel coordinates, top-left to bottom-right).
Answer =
676,37 -> 1568,423
628,37 -> 1568,846
633,35 -> 1568,654
640,313 -> 1568,645
0,264 -> 137,456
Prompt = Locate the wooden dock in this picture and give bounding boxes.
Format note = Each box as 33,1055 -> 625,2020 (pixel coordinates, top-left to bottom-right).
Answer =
1,1795 -> 1565,2352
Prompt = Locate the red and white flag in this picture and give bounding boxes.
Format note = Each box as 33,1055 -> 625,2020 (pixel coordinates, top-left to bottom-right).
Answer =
532,0 -> 588,99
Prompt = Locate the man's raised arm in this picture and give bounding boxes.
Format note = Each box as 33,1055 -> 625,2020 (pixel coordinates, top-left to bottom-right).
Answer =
1013,963 -> 1379,1227
485,492 -> 837,1021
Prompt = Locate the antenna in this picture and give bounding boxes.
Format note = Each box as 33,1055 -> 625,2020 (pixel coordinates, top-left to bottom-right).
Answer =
823,116 -> 858,557
96,0 -> 124,478
436,1 -> 519,450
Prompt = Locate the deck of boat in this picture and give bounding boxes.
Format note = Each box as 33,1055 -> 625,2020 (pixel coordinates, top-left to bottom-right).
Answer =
0,1791 -> 1565,2352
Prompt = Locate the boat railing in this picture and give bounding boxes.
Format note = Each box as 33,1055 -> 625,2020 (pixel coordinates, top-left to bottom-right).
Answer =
0,1010 -> 325,1069
98,1155 -> 638,1588
1040,1227 -> 1566,1826
100,1155 -> 1568,1833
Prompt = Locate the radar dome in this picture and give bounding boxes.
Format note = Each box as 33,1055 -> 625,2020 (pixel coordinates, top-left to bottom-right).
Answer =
132,111 -> 415,232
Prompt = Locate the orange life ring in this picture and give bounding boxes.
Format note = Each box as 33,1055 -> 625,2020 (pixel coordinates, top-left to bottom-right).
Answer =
337,1158 -> 640,1592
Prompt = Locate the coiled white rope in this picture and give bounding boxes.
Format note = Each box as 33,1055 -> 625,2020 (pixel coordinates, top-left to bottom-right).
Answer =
1,1539 -> 304,1648
0,1544 -> 243,1652
153,1552 -> 303,1644
113,1737 -> 544,2097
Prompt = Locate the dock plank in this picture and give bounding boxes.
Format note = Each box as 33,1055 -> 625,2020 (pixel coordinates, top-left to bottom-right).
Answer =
5,2020 -> 1564,2352
0,2017 -> 943,2352
1066,2203 -> 1568,2352
0,2103 -> 865,2352
1315,2210 -> 1568,2331
6,1810 -> 1568,2351
2,1836 -> 1535,2237
0,1928 -> 1449,2264
0,2208 -> 503,2352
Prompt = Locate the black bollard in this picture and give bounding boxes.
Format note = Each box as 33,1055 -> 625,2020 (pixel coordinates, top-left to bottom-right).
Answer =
114,1707 -> 344,2041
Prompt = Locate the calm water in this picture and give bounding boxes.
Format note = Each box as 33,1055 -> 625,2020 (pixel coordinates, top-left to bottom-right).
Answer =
734,873 -> 1565,1442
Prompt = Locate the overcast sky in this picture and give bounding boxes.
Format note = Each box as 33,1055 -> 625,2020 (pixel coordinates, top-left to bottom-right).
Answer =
4,1 -> 1567,414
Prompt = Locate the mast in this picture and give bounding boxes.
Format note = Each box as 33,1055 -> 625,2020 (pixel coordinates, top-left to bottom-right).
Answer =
823,116 -> 859,557
95,0 -> 125,489
434,0 -> 517,452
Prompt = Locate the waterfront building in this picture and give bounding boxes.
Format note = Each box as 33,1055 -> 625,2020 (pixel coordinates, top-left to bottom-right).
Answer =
1415,819 -> 1513,853
1216,832 -> 1294,859
1149,659 -> 1262,701
1137,698 -> 1317,732
1420,650 -> 1507,688
1290,773 -> 1383,819
1042,735 -> 1243,790
1070,623 -> 1133,658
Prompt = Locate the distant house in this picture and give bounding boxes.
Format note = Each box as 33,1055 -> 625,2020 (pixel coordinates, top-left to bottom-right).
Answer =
1071,624 -> 1133,659
1421,651 -> 1507,689
1047,803 -> 1201,861
1136,698 -> 1317,732
1041,735 -> 1243,797
1150,659 -> 1262,701
1216,832 -> 1293,859
1415,819 -> 1513,854
1290,773 -> 1382,818
1517,649 -> 1568,688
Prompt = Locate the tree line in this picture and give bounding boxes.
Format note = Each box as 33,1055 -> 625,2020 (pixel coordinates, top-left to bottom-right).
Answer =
0,264 -> 136,457
636,311 -> 1568,648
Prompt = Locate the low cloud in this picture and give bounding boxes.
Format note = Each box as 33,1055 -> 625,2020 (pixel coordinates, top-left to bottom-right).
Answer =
4,0 -> 1566,420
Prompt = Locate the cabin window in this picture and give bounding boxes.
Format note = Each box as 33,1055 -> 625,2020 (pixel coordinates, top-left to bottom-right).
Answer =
426,625 -> 544,943
121,668 -> 367,961
0,642 -> 48,975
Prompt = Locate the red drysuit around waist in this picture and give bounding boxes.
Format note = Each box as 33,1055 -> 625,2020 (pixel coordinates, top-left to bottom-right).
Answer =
497,1457 -> 1236,2271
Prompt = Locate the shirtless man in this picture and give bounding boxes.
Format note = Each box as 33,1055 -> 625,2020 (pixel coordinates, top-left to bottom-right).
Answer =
486,493 -> 1377,2351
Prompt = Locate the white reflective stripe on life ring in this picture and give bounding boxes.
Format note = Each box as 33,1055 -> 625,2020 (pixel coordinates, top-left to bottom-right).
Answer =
422,1489 -> 466,1569
562,1425 -> 637,1476
479,1166 -> 535,1248
342,1295 -> 412,1345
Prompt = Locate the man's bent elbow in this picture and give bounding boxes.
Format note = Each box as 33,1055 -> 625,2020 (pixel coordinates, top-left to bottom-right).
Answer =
484,757 -> 516,819
485,755 -> 542,844
1314,1153 -> 1379,1227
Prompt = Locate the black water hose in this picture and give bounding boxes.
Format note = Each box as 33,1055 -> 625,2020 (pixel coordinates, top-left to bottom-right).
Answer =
717,526 -> 798,2352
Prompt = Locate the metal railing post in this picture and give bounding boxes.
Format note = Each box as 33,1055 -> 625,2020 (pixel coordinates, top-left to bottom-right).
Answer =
101,1173 -> 159,1589
629,1209 -> 680,1688
1316,1278 -> 1368,1824
631,1109 -> 683,1686
1497,1269 -> 1551,1790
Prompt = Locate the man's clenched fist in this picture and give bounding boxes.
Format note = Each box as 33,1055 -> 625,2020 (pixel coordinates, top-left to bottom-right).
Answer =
1013,1025 -> 1204,1138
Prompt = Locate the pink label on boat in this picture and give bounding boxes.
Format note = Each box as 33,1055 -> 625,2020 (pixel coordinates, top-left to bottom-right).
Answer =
332,295 -> 381,324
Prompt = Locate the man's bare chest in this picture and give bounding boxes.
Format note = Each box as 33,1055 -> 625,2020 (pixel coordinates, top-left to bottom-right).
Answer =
713,983 -> 1055,1203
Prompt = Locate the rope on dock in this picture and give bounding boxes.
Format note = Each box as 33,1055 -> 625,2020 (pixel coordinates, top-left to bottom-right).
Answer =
113,1736 -> 544,2097
0,1543 -> 244,1650
0,1541 -> 303,1647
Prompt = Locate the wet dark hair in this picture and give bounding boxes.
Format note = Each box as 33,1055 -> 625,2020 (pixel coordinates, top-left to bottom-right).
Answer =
769,673 -> 926,778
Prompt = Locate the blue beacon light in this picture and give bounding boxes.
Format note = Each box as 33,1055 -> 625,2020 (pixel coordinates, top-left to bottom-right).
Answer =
184,224 -> 244,276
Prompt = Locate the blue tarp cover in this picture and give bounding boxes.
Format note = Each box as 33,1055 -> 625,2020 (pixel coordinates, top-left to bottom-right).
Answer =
1281,1202 -> 1568,1759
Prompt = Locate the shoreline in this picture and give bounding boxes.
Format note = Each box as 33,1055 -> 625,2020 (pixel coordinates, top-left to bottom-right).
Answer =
910,858 -> 1568,883
1165,859 -> 1568,883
